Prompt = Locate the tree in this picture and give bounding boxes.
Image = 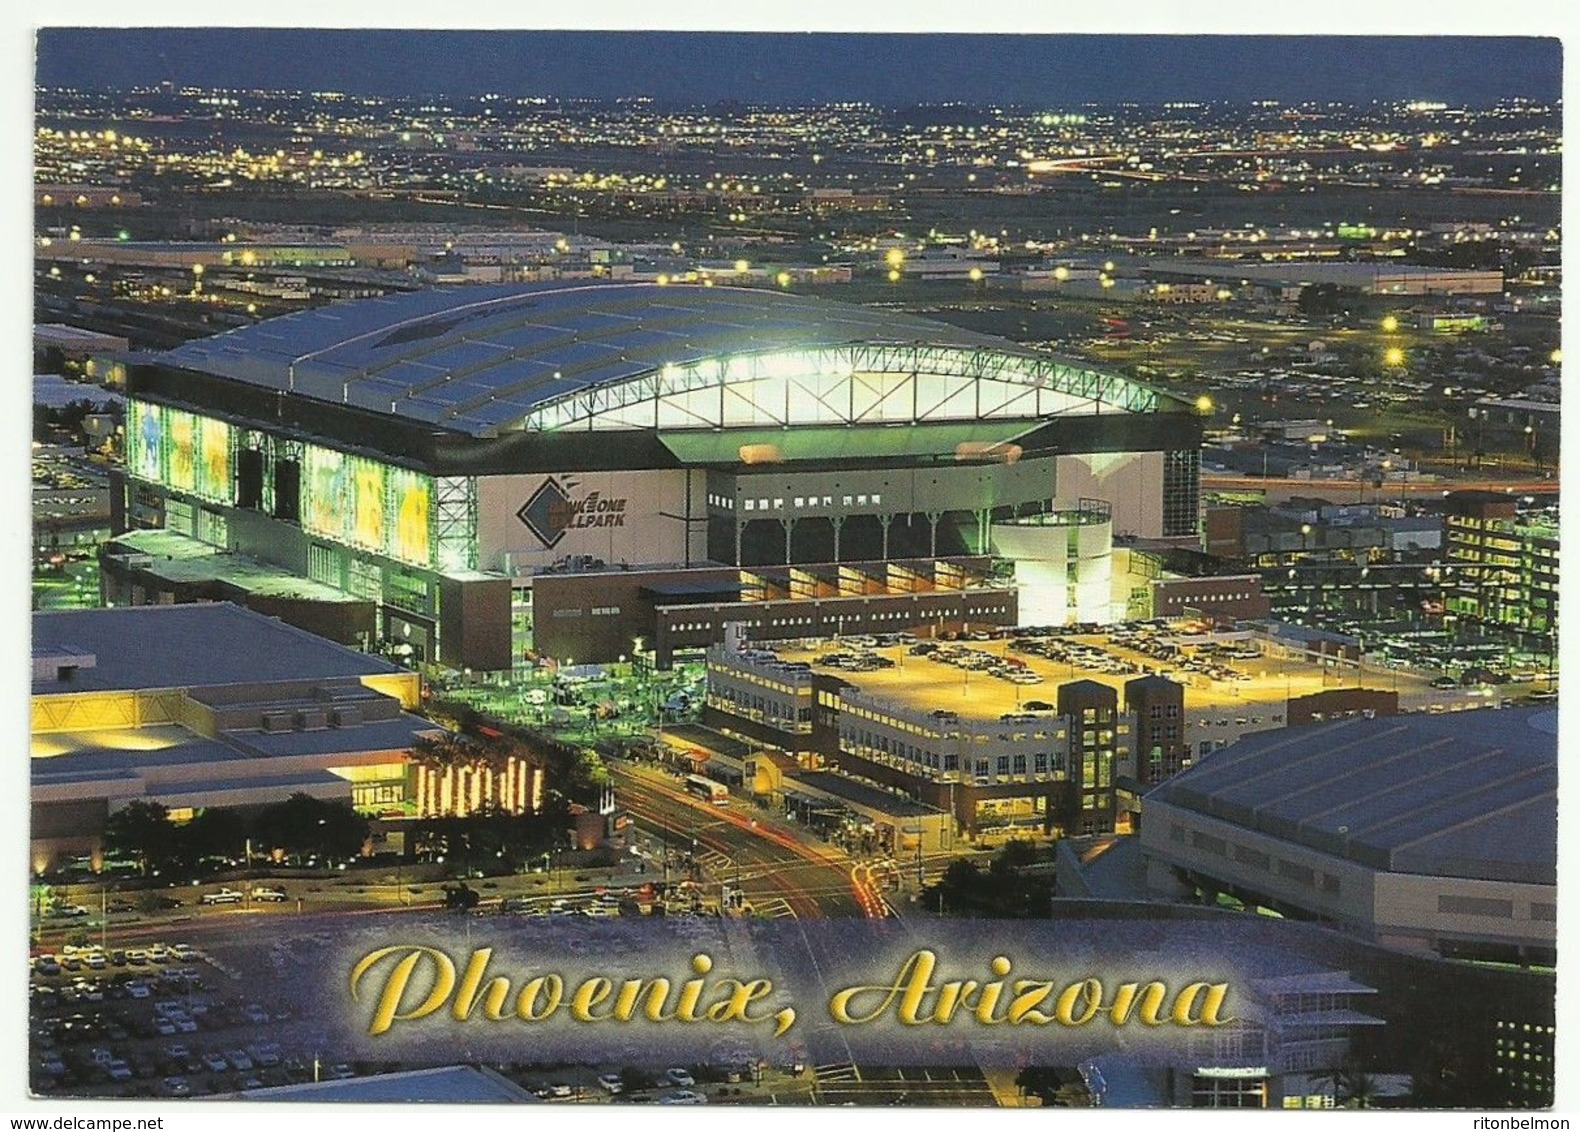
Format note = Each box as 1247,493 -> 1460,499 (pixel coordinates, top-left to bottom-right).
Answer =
1313,1060 -> 1383,1109
103,800 -> 177,875
410,800 -> 567,872
174,806 -> 246,867
252,793 -> 368,863
1297,282 -> 1349,319
921,859 -> 980,913
992,839 -> 1038,873
922,850 -> 1052,918
1338,1068 -> 1381,1110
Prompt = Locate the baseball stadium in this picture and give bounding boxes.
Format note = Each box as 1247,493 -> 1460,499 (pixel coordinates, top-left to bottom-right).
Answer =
104,281 -> 1204,670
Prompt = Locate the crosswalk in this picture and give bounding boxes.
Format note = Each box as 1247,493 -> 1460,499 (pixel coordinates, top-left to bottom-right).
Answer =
812,1065 -> 1003,1106
752,897 -> 796,919
814,1062 -> 860,1085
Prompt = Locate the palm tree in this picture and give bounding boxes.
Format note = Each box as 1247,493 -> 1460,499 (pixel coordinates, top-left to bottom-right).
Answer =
1313,1060 -> 1380,1109
1337,1066 -> 1381,1109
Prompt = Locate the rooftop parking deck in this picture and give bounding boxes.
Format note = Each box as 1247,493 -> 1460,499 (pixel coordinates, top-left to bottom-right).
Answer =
765,622 -> 1446,722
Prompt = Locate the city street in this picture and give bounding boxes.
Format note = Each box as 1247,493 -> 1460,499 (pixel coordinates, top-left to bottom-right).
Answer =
609,760 -> 876,919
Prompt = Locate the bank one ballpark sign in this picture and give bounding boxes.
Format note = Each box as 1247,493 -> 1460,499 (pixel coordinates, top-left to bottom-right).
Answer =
517,477 -> 629,548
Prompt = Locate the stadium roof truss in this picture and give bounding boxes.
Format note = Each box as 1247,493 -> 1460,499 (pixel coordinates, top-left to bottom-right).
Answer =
512,342 -> 1168,433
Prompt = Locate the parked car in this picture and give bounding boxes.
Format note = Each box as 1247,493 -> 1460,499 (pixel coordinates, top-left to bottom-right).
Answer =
200,889 -> 243,906
665,1068 -> 696,1088
659,1089 -> 707,1105
250,887 -> 288,903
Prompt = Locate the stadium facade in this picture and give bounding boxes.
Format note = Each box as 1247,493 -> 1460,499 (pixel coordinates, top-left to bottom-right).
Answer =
106,282 -> 1202,670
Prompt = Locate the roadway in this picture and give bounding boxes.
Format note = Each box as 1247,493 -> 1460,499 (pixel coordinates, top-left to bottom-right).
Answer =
609,760 -> 878,919
811,1063 -> 1002,1106
32,764 -> 884,954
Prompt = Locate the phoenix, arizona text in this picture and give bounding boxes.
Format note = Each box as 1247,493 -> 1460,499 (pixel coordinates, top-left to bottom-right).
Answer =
349,945 -> 1234,1038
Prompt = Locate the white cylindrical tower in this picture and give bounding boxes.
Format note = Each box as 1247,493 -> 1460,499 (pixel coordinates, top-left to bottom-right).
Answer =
990,501 -> 1115,626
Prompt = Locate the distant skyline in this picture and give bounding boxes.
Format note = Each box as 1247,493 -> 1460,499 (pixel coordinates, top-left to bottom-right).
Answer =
33,30 -> 1563,107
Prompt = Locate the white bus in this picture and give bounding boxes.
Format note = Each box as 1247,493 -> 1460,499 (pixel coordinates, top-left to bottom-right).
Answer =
684,774 -> 729,805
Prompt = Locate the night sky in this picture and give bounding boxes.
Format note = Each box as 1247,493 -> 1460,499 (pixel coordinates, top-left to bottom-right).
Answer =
33,29 -> 1563,105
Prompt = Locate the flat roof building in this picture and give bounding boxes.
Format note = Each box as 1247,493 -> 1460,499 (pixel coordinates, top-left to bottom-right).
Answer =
1140,707 -> 1557,964
30,603 -> 435,873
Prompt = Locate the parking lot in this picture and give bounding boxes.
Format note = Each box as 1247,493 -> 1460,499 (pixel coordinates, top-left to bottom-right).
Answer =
768,621 -> 1438,722
29,940 -> 321,1098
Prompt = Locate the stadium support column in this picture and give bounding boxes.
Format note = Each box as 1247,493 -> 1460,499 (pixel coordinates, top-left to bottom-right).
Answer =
880,514 -> 893,560
831,515 -> 845,563
926,512 -> 941,558
734,519 -> 743,566
781,517 -> 795,565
